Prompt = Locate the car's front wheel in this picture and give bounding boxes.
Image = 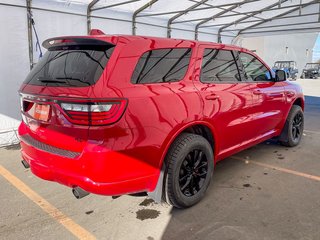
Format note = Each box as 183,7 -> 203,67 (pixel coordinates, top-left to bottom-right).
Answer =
279,105 -> 304,147
164,133 -> 214,208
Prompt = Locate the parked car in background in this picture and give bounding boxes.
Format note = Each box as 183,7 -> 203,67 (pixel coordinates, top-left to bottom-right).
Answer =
272,61 -> 298,80
301,63 -> 320,79
18,32 -> 305,208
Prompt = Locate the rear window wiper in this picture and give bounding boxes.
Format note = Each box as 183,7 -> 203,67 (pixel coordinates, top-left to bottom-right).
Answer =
37,77 -> 66,83
56,77 -> 90,86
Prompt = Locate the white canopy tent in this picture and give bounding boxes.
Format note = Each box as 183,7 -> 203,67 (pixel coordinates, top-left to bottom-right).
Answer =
0,0 -> 319,146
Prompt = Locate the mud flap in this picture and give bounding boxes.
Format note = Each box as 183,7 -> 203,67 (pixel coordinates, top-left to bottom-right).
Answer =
147,163 -> 166,203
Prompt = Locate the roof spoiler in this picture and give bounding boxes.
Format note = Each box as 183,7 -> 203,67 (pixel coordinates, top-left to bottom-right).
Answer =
89,29 -> 106,35
42,37 -> 113,50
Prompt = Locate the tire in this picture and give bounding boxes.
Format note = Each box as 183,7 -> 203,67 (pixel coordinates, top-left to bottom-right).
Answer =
279,105 -> 304,147
164,133 -> 214,208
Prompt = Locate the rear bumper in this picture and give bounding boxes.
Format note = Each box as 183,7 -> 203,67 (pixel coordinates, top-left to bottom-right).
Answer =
19,124 -> 160,196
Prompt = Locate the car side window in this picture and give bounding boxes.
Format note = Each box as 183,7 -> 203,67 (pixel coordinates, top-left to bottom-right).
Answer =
131,48 -> 191,84
239,52 -> 272,82
200,49 -> 240,83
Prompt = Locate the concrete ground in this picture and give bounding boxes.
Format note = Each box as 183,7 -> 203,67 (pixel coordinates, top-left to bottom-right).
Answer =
1,79 -> 320,240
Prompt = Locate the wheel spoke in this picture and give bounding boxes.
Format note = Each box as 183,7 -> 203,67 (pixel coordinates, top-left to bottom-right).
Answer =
292,127 -> 297,138
179,149 -> 209,197
195,162 -> 207,170
198,170 -> 208,177
189,177 -> 195,195
179,174 -> 188,182
181,176 -> 192,191
194,151 -> 203,168
193,150 -> 199,164
296,127 -> 301,136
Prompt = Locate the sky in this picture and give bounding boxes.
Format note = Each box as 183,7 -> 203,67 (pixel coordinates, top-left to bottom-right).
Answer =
312,34 -> 320,63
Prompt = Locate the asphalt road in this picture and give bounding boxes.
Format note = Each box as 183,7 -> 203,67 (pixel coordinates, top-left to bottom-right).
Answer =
0,79 -> 319,240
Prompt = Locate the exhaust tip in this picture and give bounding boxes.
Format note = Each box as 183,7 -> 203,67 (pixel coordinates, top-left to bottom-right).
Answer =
72,187 -> 90,199
21,160 -> 30,169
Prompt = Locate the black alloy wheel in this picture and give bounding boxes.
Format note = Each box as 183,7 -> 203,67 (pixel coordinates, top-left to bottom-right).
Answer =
292,112 -> 303,141
179,149 -> 208,197
165,133 -> 214,208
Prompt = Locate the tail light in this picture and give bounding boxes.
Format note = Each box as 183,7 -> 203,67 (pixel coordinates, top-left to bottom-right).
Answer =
59,99 -> 127,126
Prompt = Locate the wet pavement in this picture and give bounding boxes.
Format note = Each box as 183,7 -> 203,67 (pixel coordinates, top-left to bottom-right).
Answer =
0,79 -> 320,240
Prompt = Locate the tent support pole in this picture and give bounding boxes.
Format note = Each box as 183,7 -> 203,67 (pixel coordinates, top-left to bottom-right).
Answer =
132,0 -> 158,35
87,0 -> 99,34
26,0 -> 33,69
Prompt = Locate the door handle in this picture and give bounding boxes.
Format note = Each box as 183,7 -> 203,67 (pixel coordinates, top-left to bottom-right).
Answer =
205,94 -> 219,100
253,90 -> 262,95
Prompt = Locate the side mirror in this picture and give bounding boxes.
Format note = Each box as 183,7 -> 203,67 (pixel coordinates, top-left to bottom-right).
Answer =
275,69 -> 286,82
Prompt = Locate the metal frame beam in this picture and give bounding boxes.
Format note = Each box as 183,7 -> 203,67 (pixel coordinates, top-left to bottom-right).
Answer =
224,21 -> 320,32
167,0 -> 208,38
188,0 -> 264,21
238,0 -> 319,35
137,0 -> 260,18
201,12 -> 320,28
195,0 -> 250,40
1,2 -> 236,39
132,0 -> 158,35
87,0 -> 99,34
240,26 -> 320,35
217,0 -> 289,42
318,2 -> 320,21
91,0 -> 140,12
26,0 -> 33,70
176,1 -> 319,24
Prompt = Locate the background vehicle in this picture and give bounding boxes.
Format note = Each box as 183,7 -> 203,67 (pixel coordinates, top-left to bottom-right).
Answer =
301,63 -> 320,79
18,33 -> 304,208
272,61 -> 298,80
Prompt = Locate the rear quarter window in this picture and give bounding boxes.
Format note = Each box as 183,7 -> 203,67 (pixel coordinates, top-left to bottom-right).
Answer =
131,48 -> 192,84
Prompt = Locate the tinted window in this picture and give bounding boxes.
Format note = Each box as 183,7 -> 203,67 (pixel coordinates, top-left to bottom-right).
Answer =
200,49 -> 240,83
24,45 -> 115,87
239,52 -> 271,82
131,48 -> 191,84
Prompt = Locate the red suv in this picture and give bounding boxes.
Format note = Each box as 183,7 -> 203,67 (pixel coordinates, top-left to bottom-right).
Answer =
18,32 -> 304,208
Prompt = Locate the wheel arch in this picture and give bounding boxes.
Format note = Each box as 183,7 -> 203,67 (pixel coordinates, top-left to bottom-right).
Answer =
148,121 -> 217,203
160,121 -> 217,167
292,97 -> 304,111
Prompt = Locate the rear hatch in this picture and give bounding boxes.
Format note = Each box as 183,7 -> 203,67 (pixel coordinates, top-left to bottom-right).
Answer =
19,36 -> 126,153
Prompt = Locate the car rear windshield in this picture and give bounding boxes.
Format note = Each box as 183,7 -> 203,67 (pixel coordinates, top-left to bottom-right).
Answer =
131,48 -> 192,84
24,45 -> 115,87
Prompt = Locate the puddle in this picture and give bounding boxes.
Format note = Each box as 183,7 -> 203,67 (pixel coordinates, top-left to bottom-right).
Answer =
139,198 -> 155,207
136,209 -> 160,221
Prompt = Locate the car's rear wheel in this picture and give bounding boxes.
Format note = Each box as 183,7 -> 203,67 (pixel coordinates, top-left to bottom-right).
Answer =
279,105 -> 304,147
164,133 -> 213,208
